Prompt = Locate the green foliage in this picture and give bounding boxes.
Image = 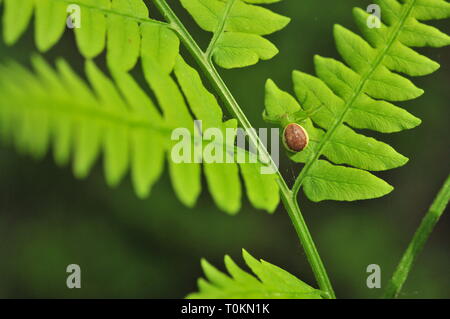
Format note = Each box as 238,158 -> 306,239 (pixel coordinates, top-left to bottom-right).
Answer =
0,0 -> 287,214
188,249 -> 322,299
181,0 -> 290,68
1,0 -> 449,300
264,0 -> 450,202
2,0 -> 288,70
0,55 -> 279,214
3,0 -> 152,71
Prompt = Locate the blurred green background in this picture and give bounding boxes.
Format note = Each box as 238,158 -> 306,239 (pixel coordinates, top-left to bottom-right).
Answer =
0,0 -> 448,298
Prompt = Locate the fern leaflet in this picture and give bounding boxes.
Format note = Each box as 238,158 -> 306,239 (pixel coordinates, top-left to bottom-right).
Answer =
264,0 -> 450,202
188,249 -> 323,299
180,0 -> 290,68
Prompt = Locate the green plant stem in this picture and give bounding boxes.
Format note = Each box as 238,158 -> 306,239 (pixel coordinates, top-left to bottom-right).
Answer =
205,0 -> 237,59
281,195 -> 335,299
151,0 -> 335,299
383,174 -> 450,298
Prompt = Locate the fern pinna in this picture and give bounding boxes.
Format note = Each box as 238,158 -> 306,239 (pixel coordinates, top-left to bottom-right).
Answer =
265,0 -> 450,202
0,0 -> 449,299
0,0 -> 289,214
188,249 -> 323,299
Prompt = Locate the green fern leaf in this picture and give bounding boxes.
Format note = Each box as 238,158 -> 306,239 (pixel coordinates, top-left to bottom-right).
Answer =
180,0 -> 290,68
0,56 -> 279,214
107,0 -> 149,71
187,249 -> 323,299
264,0 -> 450,202
0,0 -> 287,214
2,0 -> 288,70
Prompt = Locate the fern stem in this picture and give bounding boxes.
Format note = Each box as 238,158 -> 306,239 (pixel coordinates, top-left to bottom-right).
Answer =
383,174 -> 450,298
205,0 -> 237,60
152,0 -> 335,299
282,194 -> 336,299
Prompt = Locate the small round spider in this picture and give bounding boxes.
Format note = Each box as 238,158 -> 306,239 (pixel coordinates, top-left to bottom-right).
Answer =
283,123 -> 309,152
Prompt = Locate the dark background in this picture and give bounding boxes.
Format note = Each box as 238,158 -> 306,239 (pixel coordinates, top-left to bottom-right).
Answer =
0,0 -> 448,298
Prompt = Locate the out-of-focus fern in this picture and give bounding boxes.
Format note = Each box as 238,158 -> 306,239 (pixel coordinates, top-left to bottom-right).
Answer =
0,0 -> 288,214
188,249 -> 323,299
264,0 -> 450,202
3,0 -> 154,71
0,55 -> 279,214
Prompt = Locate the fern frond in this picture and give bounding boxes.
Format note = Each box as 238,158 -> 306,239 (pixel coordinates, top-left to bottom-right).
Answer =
0,55 -> 279,214
1,0 -> 288,70
180,0 -> 290,68
0,0 -> 289,214
187,249 -> 322,299
264,0 -> 450,202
